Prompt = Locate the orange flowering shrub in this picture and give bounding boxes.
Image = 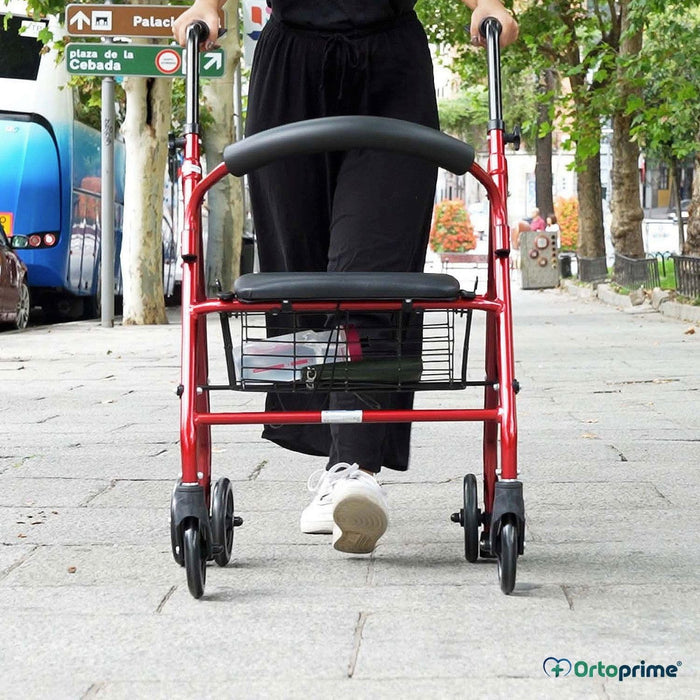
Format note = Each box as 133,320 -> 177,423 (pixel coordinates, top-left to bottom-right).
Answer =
554,196 -> 579,251
429,199 -> 476,253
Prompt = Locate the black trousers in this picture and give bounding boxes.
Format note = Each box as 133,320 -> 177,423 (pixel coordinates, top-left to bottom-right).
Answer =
245,12 -> 439,472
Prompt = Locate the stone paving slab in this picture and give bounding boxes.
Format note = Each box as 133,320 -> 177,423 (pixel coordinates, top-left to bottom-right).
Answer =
0,476 -> 112,508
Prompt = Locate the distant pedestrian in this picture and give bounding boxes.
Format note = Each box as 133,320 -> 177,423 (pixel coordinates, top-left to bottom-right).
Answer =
530,208 -> 546,231
546,213 -> 560,246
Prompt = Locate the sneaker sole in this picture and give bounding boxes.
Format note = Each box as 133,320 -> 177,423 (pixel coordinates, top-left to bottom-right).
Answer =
332,495 -> 388,554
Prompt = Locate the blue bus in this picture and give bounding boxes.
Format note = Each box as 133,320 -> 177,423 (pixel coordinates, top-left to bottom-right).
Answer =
0,2 -> 179,320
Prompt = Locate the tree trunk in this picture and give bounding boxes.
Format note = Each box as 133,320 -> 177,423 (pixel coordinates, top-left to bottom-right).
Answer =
576,153 -> 606,258
684,141 -> 700,256
202,0 -> 244,296
610,110 -> 644,257
610,5 -> 644,258
535,69 -> 555,219
120,76 -> 171,325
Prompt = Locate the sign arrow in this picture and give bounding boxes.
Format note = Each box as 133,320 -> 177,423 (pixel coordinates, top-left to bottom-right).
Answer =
66,44 -> 225,79
69,10 -> 90,30
203,53 -> 222,72
65,4 -> 226,38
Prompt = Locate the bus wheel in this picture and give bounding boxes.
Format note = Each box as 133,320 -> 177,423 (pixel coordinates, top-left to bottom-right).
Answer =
83,292 -> 101,319
46,297 -> 84,323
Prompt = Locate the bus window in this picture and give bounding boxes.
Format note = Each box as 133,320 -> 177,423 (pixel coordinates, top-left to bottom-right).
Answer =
0,14 -> 46,81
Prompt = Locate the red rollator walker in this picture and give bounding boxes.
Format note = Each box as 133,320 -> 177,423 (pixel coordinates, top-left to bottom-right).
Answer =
171,18 -> 524,598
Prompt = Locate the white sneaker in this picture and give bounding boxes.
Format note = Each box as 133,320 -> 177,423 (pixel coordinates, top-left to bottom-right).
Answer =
332,469 -> 388,554
300,463 -> 358,534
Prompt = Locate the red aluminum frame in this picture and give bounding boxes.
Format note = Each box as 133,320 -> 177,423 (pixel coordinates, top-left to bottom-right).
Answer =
178,143 -> 517,523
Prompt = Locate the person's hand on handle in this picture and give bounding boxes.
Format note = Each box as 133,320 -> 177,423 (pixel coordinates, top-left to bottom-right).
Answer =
172,0 -> 224,49
463,0 -> 519,48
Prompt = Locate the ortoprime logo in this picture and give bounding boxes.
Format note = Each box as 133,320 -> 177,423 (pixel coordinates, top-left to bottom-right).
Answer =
543,658 -> 572,677
543,657 -> 682,682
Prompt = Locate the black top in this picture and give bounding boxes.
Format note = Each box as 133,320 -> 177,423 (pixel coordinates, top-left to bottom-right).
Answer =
268,0 -> 418,29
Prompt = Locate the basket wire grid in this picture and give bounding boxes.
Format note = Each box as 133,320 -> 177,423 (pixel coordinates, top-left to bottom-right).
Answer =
207,307 -> 480,393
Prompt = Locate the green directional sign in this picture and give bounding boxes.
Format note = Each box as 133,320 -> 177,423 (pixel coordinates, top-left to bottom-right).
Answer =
65,43 -> 224,78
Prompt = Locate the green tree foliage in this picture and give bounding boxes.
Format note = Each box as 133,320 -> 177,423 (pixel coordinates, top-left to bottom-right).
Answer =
418,1 -> 532,145
629,4 -> 700,163
437,85 -> 489,147
630,2 -> 700,254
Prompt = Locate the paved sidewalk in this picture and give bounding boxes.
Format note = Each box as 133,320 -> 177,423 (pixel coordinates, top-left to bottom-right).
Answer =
1,275 -> 698,699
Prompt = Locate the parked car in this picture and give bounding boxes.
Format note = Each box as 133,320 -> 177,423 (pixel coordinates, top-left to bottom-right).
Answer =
668,199 -> 691,223
0,227 -> 30,329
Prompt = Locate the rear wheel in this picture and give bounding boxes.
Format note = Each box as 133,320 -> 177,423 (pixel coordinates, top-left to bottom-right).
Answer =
462,474 -> 480,562
14,280 -> 30,330
211,477 -> 235,566
45,297 -> 84,323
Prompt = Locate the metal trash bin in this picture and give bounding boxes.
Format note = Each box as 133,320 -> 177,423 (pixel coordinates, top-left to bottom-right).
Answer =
559,253 -> 573,279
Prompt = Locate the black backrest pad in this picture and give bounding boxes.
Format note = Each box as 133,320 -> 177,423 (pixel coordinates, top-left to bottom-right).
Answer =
234,272 -> 462,302
223,116 -> 475,177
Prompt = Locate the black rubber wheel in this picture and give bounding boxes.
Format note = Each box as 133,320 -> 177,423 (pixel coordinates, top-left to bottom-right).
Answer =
211,477 -> 235,567
169,482 -> 184,567
463,474 -> 480,562
14,280 -> 31,330
183,521 -> 207,599
497,516 -> 518,595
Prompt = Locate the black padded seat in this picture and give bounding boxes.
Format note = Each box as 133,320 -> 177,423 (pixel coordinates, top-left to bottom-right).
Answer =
234,272 -> 462,302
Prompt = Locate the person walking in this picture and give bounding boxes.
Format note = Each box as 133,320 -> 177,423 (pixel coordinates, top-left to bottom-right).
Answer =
174,0 -> 518,555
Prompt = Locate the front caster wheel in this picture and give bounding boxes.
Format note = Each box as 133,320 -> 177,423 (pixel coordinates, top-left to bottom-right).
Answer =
497,516 -> 518,595
183,521 -> 207,599
211,477 -> 235,566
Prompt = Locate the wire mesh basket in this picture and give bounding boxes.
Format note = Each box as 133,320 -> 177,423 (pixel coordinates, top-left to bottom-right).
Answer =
213,306 -> 476,393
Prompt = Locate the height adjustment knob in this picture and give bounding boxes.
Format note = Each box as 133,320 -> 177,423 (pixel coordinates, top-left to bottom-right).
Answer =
505,125 -> 521,151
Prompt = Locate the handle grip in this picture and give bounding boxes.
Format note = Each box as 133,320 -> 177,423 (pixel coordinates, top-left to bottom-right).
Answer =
478,17 -> 504,128
184,22 -> 209,131
187,20 -> 210,44
479,17 -> 502,39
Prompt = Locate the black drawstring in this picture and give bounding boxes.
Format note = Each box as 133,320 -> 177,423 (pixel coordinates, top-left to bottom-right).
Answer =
320,33 -> 366,106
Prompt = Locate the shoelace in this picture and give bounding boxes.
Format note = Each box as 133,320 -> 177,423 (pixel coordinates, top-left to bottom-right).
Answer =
346,469 -> 388,498
306,462 -> 359,496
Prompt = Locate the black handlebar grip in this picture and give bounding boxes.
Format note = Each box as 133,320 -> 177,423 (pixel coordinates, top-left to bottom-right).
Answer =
188,20 -> 210,44
479,17 -> 502,38
223,116 -> 475,177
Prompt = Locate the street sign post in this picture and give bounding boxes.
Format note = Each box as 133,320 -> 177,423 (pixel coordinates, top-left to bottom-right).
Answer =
65,43 -> 225,78
101,75 -> 115,328
66,4 -> 226,39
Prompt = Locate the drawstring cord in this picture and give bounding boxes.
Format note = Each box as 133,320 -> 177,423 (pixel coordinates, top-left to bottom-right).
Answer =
320,33 -> 366,106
